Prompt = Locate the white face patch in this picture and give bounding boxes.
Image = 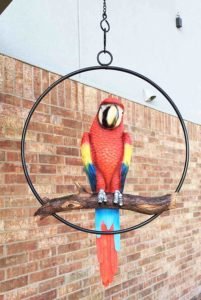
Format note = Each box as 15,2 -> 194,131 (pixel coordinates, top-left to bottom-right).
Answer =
107,105 -> 118,126
98,104 -> 124,129
115,106 -> 123,127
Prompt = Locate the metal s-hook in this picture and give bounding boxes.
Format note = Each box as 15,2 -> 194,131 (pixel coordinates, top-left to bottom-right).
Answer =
97,0 -> 113,66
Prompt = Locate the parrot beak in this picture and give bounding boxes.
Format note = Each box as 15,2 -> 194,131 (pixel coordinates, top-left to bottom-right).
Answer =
98,104 -> 123,129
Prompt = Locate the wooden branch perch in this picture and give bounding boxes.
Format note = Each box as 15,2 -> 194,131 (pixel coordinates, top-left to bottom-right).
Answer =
34,183 -> 177,219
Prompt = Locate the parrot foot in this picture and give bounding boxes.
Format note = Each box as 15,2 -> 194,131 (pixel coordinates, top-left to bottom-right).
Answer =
113,190 -> 123,206
98,189 -> 107,204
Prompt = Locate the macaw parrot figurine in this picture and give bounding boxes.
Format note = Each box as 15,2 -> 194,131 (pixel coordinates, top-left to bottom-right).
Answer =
81,97 -> 132,286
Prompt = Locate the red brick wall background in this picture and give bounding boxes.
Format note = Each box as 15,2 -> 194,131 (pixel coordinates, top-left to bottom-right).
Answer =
0,54 -> 201,300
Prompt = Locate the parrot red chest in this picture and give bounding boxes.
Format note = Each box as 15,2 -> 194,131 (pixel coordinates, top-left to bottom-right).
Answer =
90,119 -> 124,192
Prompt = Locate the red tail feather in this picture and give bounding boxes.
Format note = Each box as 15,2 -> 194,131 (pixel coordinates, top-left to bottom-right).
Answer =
96,223 -> 118,287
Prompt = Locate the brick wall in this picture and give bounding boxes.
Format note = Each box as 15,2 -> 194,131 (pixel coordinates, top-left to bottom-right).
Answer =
0,54 -> 201,300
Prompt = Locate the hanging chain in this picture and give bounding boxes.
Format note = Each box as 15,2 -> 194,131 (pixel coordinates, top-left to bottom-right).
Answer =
97,0 -> 113,66
101,0 -> 110,52
103,0 -> 107,18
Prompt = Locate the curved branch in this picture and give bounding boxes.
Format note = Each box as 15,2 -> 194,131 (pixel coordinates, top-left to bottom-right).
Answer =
34,183 -> 177,219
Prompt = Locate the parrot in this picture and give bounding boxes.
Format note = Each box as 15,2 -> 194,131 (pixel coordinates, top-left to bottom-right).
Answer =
81,97 -> 132,286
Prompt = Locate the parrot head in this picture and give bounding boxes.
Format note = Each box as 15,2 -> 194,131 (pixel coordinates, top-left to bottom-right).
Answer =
97,98 -> 124,130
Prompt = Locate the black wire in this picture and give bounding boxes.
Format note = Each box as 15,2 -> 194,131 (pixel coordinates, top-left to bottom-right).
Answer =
21,65 -> 189,235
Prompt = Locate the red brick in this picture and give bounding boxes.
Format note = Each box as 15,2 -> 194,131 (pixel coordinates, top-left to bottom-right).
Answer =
4,57 -> 15,94
30,164 -> 56,174
37,133 -> 63,144
63,175 -> 85,185
56,185 -> 75,194
54,125 -> 77,137
63,136 -> 78,147
29,248 -> 56,261
35,174 -> 58,185
129,283 -> 144,295
39,154 -> 64,164
7,241 -> 37,255
0,140 -> 20,150
39,276 -> 65,293
139,287 -> 152,297
22,98 -> 50,114
112,290 -> 129,300
0,185 -> 28,196
57,81 -> 65,107
64,79 -> 71,108
33,67 -> 42,98
0,276 -> 28,293
23,64 -> 33,99
122,277 -> 138,289
29,290 -> 57,300
65,249 -> 88,262
65,157 -> 82,166
29,122 -> 53,134
56,146 -> 79,156
15,60 -> 23,96
39,255 -> 65,269
68,288 -> 90,300
0,270 -> 5,281
63,119 -> 82,130
6,151 -> 21,161
0,55 -> 4,92
33,112 -> 50,123
4,197 -> 35,209
37,215 -> 59,227
4,285 -> 38,299
58,242 -> 81,254
49,73 -> 59,106
59,262 -> 82,275
0,151 -> 5,161
7,261 -> 38,279
29,267 -> 57,283
153,281 -> 164,291
41,70 -> 49,97
105,284 -> 122,297
0,245 -> 3,256
0,93 -> 22,106
127,252 -> 141,262
4,174 -> 28,184
0,253 -> 28,268
51,106 -> 75,118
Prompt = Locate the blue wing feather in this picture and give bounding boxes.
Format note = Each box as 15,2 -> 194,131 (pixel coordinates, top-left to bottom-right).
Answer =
84,164 -> 96,192
121,163 -> 129,193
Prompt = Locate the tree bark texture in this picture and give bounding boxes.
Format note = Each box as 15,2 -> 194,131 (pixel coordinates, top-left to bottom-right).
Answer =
34,184 -> 177,219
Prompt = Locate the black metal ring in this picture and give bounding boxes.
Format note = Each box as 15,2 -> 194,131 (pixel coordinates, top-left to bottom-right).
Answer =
97,50 -> 113,66
21,65 -> 189,235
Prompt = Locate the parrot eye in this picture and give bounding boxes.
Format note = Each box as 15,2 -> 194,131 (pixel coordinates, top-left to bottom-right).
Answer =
98,104 -> 124,129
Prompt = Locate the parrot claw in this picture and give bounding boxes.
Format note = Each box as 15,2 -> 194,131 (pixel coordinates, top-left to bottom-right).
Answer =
113,190 -> 123,206
98,189 -> 107,204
